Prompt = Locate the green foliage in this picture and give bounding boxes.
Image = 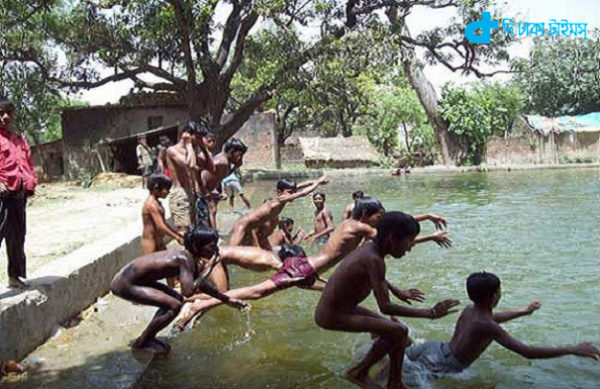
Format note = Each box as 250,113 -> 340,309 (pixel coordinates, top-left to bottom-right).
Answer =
354,84 -> 432,157
440,82 -> 524,165
512,33 -> 600,116
558,155 -> 594,165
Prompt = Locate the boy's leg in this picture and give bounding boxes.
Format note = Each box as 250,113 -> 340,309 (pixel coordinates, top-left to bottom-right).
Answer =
6,197 -> 27,281
315,306 -> 408,387
175,280 -> 278,330
229,220 -> 248,246
239,193 -> 251,209
114,282 -> 182,353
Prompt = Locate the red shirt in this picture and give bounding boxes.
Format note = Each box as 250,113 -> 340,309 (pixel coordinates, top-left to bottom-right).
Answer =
0,128 -> 38,193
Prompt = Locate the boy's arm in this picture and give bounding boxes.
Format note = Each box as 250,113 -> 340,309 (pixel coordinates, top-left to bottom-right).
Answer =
196,282 -> 249,310
386,281 -> 425,305
414,230 -> 452,248
295,179 -> 316,189
177,256 -> 196,297
277,176 -> 329,203
413,213 -> 447,230
492,322 -> 600,360
369,258 -> 459,318
148,203 -> 183,244
493,301 -> 541,323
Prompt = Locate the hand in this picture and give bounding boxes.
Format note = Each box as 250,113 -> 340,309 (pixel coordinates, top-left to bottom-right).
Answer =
181,132 -> 192,143
397,288 -> 426,305
0,182 -> 7,196
318,175 -> 330,185
176,236 -> 184,246
431,230 -> 452,248
428,214 -> 447,230
227,298 -> 250,311
525,301 -> 541,314
574,342 -> 600,360
429,299 -> 460,319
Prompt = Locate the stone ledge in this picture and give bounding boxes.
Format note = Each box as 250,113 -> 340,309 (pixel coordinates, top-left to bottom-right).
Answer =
0,222 -> 142,362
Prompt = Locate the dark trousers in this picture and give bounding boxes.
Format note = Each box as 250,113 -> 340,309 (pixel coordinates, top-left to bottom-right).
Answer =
0,195 -> 27,279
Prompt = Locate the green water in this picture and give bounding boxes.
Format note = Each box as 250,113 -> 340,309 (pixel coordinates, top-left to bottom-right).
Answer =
136,168 -> 600,389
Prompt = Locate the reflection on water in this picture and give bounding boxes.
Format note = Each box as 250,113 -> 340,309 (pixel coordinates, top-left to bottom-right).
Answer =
136,169 -> 600,389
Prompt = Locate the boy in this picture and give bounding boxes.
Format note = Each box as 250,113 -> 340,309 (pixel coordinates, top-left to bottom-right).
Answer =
166,121 -> 201,234
314,211 -> 460,389
222,167 -> 251,213
136,134 -> 155,188
199,137 -> 248,230
110,224 -> 248,354
268,217 -> 305,248
141,173 -> 184,255
305,192 -> 335,245
379,272 -> 600,382
175,201 -> 451,328
343,190 -> 364,220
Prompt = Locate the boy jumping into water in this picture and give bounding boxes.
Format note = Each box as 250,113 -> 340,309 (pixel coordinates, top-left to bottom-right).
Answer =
305,192 -> 335,245
314,211 -> 460,389
376,272 -> 600,382
141,174 -> 184,254
175,199 -> 451,329
111,225 -> 248,354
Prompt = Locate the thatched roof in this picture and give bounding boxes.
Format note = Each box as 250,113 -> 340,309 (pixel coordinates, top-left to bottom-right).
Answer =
520,113 -> 600,136
298,136 -> 380,168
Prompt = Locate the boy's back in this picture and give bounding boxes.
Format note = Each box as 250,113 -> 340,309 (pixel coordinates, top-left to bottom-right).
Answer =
448,305 -> 496,366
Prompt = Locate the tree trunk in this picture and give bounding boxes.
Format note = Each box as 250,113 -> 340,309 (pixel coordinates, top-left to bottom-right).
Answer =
400,48 -> 462,165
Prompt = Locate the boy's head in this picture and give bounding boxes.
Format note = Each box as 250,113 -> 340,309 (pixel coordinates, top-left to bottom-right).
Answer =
146,173 -> 172,197
158,135 -> 172,148
278,244 -> 306,260
181,120 -> 204,144
223,137 -> 247,164
203,132 -> 216,150
137,134 -> 147,145
352,196 -> 385,226
313,192 -> 326,208
184,224 -> 220,259
352,191 -> 364,201
0,99 -> 15,130
279,217 -> 294,233
375,211 -> 420,258
276,178 -> 297,195
466,272 -> 501,307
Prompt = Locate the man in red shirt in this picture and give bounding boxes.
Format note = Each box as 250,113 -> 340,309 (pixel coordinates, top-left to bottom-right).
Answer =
0,99 -> 38,288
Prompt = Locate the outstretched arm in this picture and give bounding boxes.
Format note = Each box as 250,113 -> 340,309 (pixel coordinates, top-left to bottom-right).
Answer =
369,256 -> 459,318
414,230 -> 452,248
493,301 -> 541,323
492,322 -> 600,360
277,176 -> 329,203
413,213 -> 447,230
387,281 -> 426,305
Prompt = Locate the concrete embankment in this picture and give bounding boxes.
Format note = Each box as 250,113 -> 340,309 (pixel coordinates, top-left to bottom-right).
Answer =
0,222 -> 142,362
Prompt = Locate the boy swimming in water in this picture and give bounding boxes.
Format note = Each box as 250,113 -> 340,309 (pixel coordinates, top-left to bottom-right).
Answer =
305,192 -> 335,245
376,272 -> 600,383
141,173 -> 184,255
110,225 -> 248,354
314,212 -> 460,389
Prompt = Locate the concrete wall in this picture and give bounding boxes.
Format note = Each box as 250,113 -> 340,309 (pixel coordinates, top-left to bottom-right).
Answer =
31,140 -> 64,178
0,222 -> 142,362
62,105 -> 189,178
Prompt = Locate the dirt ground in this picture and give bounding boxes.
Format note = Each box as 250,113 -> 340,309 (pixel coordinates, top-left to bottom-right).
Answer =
0,178 -> 147,286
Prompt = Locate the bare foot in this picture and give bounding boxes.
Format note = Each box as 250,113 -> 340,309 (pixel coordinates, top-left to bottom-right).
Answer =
345,366 -> 381,389
153,338 -> 171,354
132,338 -> 169,355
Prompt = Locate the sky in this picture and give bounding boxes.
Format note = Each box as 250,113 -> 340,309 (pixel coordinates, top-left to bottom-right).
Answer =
77,0 -> 600,105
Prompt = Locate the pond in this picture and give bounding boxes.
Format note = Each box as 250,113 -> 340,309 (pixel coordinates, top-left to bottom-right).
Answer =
135,168 -> 600,389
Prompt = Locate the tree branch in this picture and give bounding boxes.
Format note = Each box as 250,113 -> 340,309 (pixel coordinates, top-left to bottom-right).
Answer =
215,1 -> 243,69
223,11 -> 259,82
168,0 -> 197,87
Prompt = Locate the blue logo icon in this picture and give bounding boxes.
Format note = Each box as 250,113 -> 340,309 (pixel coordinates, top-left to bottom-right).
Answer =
465,12 -> 499,44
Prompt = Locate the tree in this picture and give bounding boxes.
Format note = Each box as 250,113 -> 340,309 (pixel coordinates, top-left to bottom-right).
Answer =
512,33 -> 600,117
439,82 -> 524,165
3,0 -> 514,161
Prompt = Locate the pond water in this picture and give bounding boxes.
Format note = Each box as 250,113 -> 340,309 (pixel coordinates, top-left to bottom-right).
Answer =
136,168 -> 600,389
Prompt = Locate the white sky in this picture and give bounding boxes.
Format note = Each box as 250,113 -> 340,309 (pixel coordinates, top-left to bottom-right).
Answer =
78,0 -> 600,105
